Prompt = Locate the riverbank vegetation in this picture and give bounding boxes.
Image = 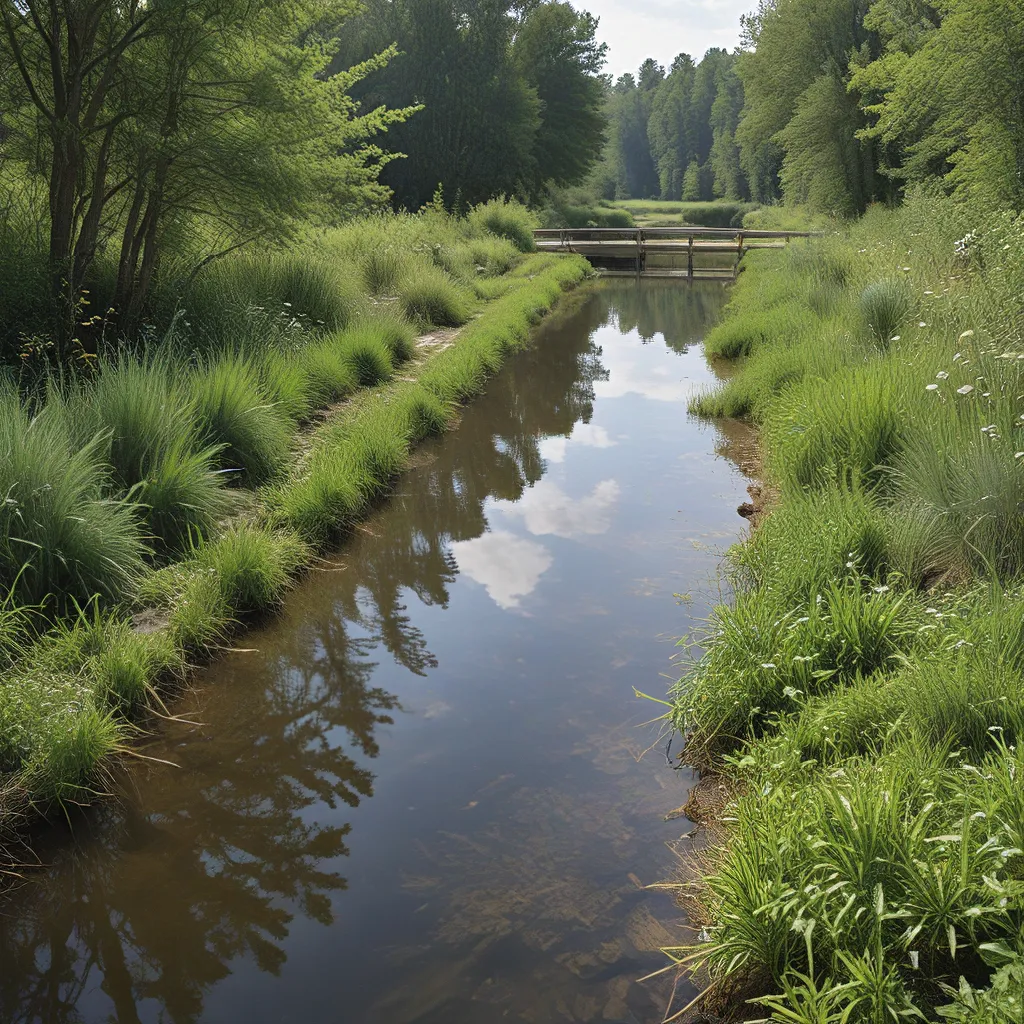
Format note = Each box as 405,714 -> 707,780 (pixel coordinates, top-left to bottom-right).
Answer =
667,2 -> 1024,1019
0,0 -> 600,844
674,134 -> 1024,1024
0,248 -> 588,823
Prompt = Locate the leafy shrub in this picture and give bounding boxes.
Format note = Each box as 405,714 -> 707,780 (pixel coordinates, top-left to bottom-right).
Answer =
679,201 -> 759,228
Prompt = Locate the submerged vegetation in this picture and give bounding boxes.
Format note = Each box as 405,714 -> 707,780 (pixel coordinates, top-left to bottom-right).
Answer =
676,192 -> 1024,1019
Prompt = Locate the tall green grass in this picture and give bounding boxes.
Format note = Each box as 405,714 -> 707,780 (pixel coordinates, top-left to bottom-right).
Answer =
397,265 -> 473,328
75,356 -> 230,553
338,330 -> 395,387
860,278 -> 913,348
177,250 -> 364,346
0,219 -> 587,840
0,392 -> 146,609
467,197 -> 539,253
676,191 -> 1024,1020
190,355 -> 293,486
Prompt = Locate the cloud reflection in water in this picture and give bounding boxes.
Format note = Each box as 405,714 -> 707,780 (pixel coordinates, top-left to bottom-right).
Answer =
495,479 -> 621,539
449,530 -> 553,610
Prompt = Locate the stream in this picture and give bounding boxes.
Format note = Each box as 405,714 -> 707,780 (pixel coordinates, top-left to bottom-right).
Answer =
0,279 -> 755,1024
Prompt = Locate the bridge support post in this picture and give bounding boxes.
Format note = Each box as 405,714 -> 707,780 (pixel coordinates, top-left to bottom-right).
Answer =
687,235 -> 694,280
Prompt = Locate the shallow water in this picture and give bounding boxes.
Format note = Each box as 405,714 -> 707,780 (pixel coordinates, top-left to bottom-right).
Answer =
0,279 -> 754,1024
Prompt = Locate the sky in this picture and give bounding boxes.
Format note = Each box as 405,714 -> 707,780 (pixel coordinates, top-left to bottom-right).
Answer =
582,0 -> 751,78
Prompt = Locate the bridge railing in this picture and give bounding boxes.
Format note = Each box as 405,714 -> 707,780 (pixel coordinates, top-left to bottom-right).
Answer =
533,227 -> 815,242
531,225 -> 817,278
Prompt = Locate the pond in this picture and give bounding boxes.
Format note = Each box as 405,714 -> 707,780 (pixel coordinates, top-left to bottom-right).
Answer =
0,279 -> 754,1024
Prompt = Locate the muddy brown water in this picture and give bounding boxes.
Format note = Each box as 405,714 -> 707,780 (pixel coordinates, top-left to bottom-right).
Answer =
0,280 -> 755,1024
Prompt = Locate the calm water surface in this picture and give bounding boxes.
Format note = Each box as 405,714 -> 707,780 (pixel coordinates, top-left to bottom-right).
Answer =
0,280 -> 754,1024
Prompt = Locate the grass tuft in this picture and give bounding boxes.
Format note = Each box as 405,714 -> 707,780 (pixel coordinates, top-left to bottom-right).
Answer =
397,266 -> 473,328
0,392 -> 146,609
467,197 -> 539,253
338,331 -> 395,387
190,355 -> 293,486
860,278 -> 912,348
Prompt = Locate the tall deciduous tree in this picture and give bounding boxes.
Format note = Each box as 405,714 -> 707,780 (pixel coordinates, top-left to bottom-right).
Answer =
513,2 -> 608,191
0,0 -> 407,348
855,0 -> 1024,208
0,0 -> 155,353
335,0 -> 607,210
734,0 -> 877,212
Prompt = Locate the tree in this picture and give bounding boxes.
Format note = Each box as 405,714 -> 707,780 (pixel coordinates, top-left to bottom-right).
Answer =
0,0 -> 407,349
647,54 -> 695,199
608,73 -> 659,198
513,2 -> 608,191
681,159 -> 701,201
709,57 -> 747,199
777,66 -> 871,216
0,0 -> 156,354
854,0 -> 1024,208
735,0 -> 877,211
335,0 -> 607,211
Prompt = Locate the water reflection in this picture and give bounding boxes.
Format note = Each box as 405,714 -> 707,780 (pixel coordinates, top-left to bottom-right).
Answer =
495,478 -> 621,539
0,281 -> 743,1024
538,422 -> 616,464
607,279 -> 728,353
450,529 -> 553,609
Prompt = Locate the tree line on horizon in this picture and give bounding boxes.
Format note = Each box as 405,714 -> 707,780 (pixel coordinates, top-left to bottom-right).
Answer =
599,0 -> 1024,217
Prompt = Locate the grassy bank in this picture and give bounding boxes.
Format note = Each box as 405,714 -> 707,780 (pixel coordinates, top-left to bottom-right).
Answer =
607,199 -> 759,228
0,216 -> 589,844
672,192 -> 1024,1020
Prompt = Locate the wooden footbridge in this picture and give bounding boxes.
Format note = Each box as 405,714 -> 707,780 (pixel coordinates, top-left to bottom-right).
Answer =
533,226 -> 814,279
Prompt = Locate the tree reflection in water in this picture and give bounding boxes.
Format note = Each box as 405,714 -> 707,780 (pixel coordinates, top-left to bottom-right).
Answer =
0,290 -> 612,1024
600,278 -> 730,353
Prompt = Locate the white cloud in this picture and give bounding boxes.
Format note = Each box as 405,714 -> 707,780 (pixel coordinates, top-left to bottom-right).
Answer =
450,531 -> 553,610
584,0 -> 748,77
495,479 -> 621,539
538,423 -> 616,464
593,330 -> 695,402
